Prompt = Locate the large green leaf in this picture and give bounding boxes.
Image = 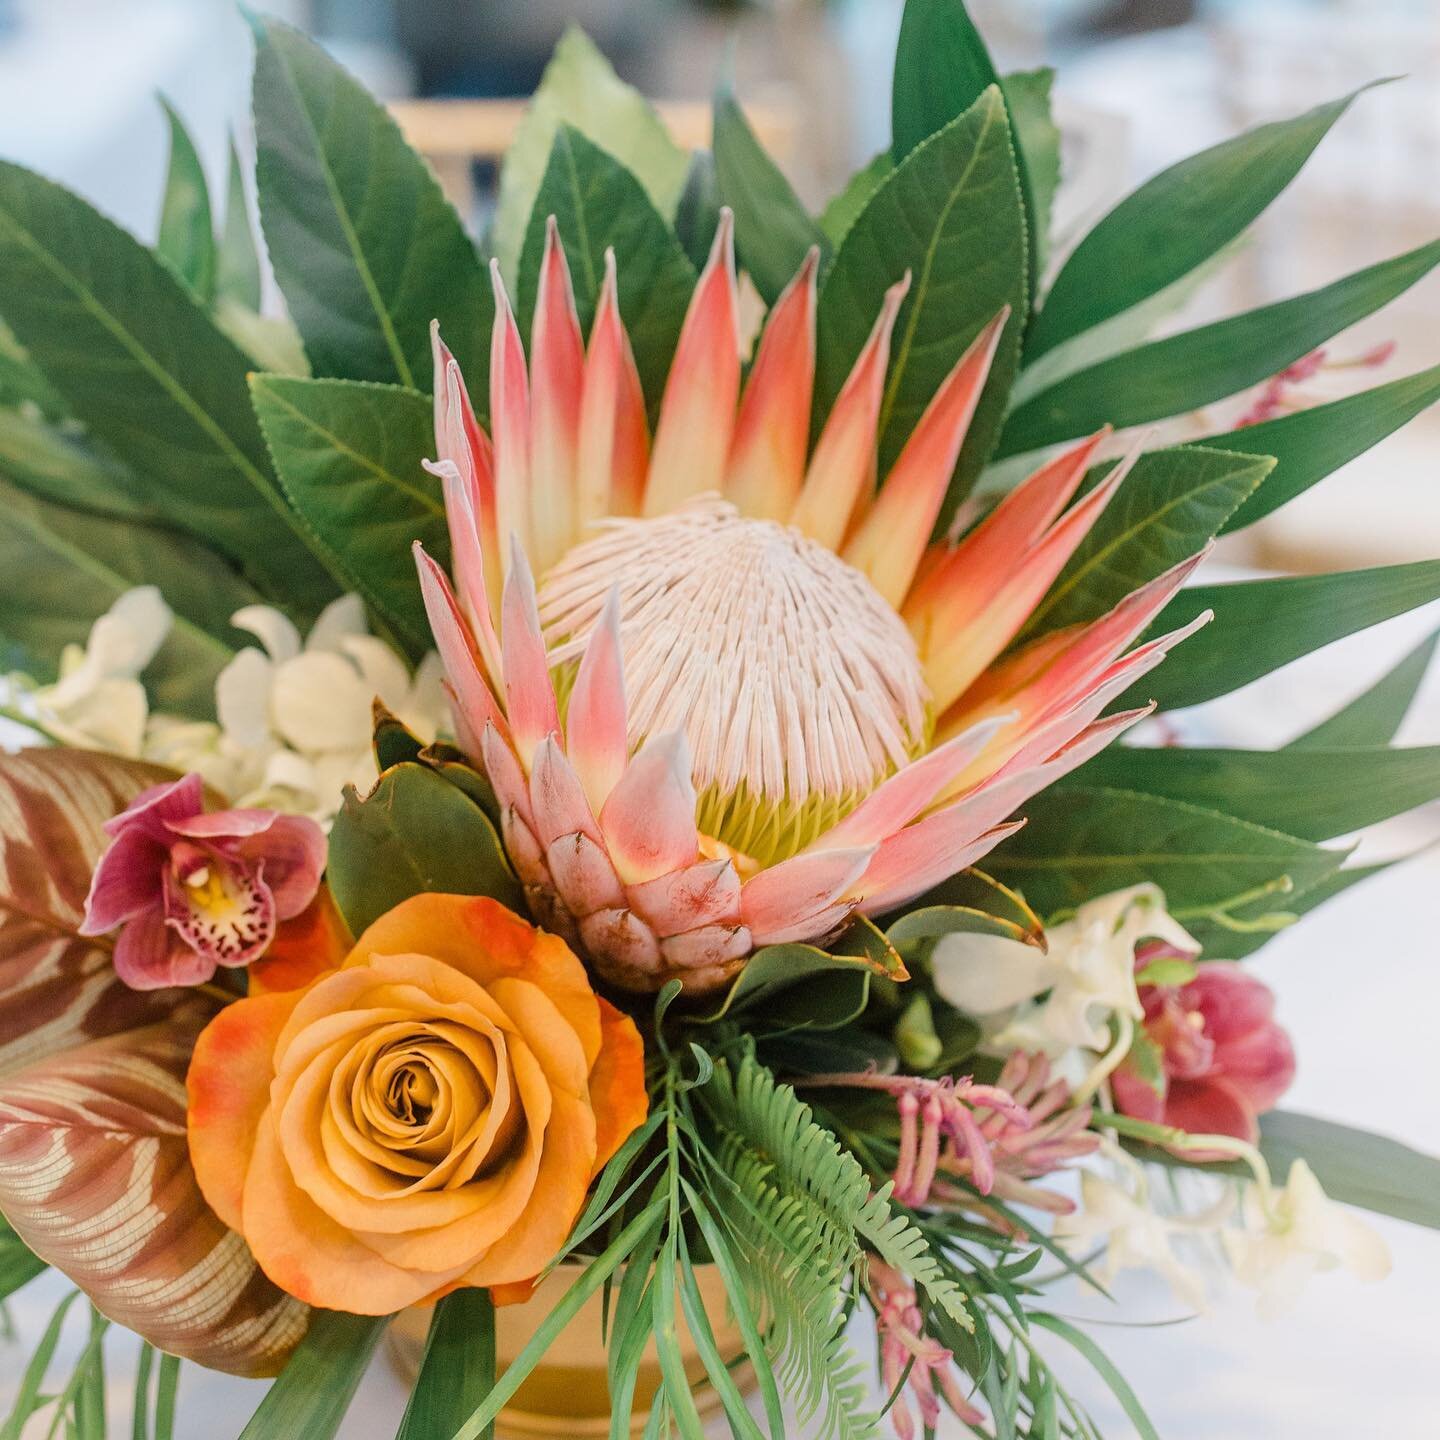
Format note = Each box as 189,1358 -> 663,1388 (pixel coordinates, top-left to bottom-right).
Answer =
816,87 -> 1026,526
891,0 -> 1000,161
1288,628 -> 1438,750
1000,68 -> 1060,273
156,99 -> 216,303
396,1290 -> 495,1440
1116,561 -> 1440,712
713,90 -> 828,306
1199,364 -> 1440,532
818,151 -> 893,250
1025,89 -> 1370,360
217,136 -> 263,312
0,158 -> 341,617
0,476 -> 255,716
250,374 -> 444,661
985,785 -> 1343,928
492,26 -> 689,286
1259,1111 -> 1440,1231
696,943 -> 873,1032
1076,744 -> 1440,842
999,238 -> 1440,456
251,17 -> 490,394
515,126 -> 696,418
0,407 -> 156,521
327,761 -> 523,937
1018,446 -> 1270,640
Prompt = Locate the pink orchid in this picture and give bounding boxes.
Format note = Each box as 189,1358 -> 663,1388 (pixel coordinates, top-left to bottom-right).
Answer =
1113,960 -> 1296,1150
80,773 -> 326,991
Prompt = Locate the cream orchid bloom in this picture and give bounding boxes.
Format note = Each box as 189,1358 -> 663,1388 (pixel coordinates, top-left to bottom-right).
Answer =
27,587 -> 172,755
1223,1159 -> 1391,1318
931,884 -> 1198,1057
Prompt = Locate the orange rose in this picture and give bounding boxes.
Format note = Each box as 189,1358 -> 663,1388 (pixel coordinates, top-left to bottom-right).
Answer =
186,894 -> 647,1314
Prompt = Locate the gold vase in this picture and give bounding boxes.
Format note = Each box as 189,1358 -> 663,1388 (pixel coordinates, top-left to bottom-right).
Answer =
388,1266 -> 751,1436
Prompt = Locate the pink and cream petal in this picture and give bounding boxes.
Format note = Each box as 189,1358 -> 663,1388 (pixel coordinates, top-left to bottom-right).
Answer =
501,540 -> 561,769
626,859 -> 741,933
564,588 -> 629,816
740,845 -> 876,944
598,731 -> 699,884
415,543 -> 508,744
528,735 -> 602,849
854,818 -> 1026,916
489,260 -> 531,567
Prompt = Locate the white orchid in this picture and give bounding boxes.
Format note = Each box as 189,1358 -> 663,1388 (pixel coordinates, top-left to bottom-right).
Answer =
931,883 -> 1198,1058
24,587 -> 172,755
1223,1159 -> 1391,1318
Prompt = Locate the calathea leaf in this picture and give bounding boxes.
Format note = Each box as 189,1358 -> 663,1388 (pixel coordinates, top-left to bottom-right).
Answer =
1287,628 -> 1439,750
816,86 -> 1027,527
156,98 -> 216,304
249,374 -> 444,661
250,16 -> 491,395
0,157 -> 343,620
515,126 -> 696,420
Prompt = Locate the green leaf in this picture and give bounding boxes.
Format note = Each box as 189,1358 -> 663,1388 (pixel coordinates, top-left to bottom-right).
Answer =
492,27 -> 689,286
1259,1111 -> 1440,1230
154,1353 -> 180,1440
1116,561 -> 1440,713
217,137 -> 263,311
327,761 -> 523,936
985,785 -> 1344,924
0,1217 -> 45,1302
891,0 -> 999,161
1000,238 -> 1440,456
674,150 -> 721,271
0,157 -> 342,618
251,16 -> 491,393
237,1310 -> 386,1440
1025,88 -> 1371,360
1000,68 -> 1060,272
1076,744 -> 1440,842
1027,1315 -> 1162,1440
396,1289 -> 495,1440
695,942 -> 874,1030
816,88 -> 1027,526
1288,628 -> 1438,749
515,126 -> 696,419
0,476 -> 254,715
1018,446 -> 1271,640
249,374 -> 444,660
0,407 -> 157,521
817,151 -> 893,250
1202,364 -> 1440,532
713,90 -> 828,305
156,98 -> 216,304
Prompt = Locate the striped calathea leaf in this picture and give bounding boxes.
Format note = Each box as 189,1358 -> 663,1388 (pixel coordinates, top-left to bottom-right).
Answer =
0,746 -> 309,1376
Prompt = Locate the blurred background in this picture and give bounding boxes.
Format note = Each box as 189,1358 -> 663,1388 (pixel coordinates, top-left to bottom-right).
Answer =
1,1 -> 1439,1436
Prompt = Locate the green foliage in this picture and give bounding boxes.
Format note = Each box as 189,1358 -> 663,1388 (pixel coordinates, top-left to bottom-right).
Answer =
396,1289 -> 496,1440
327,760 -> 522,935
1025,87 -> 1373,360
0,157 -> 342,619
891,0 -> 1000,162
1115,561 -> 1440,712
249,373 -> 444,660
238,1310 -> 387,1439
999,69 -> 1060,273
817,152 -> 893,250
0,405 -> 156,521
1288,628 -> 1438,749
492,26 -> 689,286
1001,237 -> 1440,455
713,89 -> 829,305
0,1215 -> 44,1303
697,943 -> 874,1030
816,88 -> 1027,527
251,16 -> 491,394
217,137 -> 263,312
673,150 -> 722,271
516,126 -> 696,418
1019,446 -> 1270,640
156,99 -> 216,303
0,1293 -> 110,1440
0,476 -> 254,716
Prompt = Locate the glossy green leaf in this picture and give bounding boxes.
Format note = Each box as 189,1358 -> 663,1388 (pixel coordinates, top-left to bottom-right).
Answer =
251,16 -> 490,394
1026,88 -> 1372,359
0,476 -> 254,715
0,407 -> 156,521
1116,561 -> 1440,712
891,0 -> 999,160
816,88 -> 1026,525
817,151 -> 893,249
1259,1111 -> 1440,1230
0,316 -> 67,420
1018,446 -> 1270,640
1202,364 -> 1440,532
327,761 -> 523,936
696,942 -> 874,1030
673,150 -> 721,271
492,26 -> 688,285
713,90 -> 828,305
886,867 -> 1045,952
1289,628 -> 1438,749
0,157 -> 341,617
249,374 -> 444,660
515,126 -> 695,418
238,1310 -> 386,1440
156,99 -> 215,303
985,785 -> 1343,924
1076,744 -> 1440,842
217,137 -> 263,311
1000,68 -> 1060,272
1000,238 -> 1440,456
396,1289 -> 496,1440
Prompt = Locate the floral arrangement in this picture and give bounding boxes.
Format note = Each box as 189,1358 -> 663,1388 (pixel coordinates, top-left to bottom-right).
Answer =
0,2 -> 1437,1436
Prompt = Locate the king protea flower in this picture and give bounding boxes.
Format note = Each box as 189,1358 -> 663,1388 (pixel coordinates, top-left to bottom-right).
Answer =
415,212 -> 1210,994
